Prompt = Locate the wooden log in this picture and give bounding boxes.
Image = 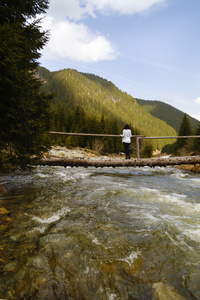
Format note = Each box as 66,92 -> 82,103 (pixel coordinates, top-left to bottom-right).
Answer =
48,131 -> 145,138
38,156 -> 200,168
140,135 -> 200,139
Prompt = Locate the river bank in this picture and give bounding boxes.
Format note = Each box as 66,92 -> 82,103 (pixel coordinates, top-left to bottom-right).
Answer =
176,164 -> 200,173
45,145 -> 122,160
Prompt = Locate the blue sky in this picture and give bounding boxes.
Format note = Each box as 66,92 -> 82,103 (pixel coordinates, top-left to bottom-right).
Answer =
39,0 -> 200,120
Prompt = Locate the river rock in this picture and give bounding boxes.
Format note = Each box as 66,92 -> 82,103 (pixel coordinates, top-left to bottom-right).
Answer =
186,270 -> 200,299
0,207 -> 9,215
3,260 -> 19,272
0,184 -> 6,194
153,282 -> 187,300
176,163 -> 200,173
13,269 -> 26,281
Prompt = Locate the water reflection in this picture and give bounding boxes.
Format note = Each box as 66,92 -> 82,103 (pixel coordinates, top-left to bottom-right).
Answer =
0,166 -> 200,299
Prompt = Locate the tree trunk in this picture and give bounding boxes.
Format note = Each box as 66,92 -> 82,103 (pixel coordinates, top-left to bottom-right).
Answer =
39,156 -> 200,168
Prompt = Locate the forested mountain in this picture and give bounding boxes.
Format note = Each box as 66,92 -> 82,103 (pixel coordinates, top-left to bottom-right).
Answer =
38,66 -> 177,151
136,99 -> 198,132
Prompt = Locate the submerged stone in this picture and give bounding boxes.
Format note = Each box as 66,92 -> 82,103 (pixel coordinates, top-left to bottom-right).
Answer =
3,260 -> 19,272
153,282 -> 187,300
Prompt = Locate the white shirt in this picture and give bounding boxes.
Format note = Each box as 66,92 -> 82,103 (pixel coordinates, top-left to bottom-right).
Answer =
121,129 -> 132,143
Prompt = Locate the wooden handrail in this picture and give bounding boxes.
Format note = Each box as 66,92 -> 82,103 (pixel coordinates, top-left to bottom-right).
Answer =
48,131 -> 145,138
138,135 -> 200,139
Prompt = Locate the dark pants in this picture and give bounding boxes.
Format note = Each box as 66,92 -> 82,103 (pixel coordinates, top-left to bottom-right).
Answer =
123,142 -> 130,159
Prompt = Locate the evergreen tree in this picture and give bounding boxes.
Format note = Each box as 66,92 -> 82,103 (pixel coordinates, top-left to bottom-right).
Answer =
178,114 -> 192,136
193,122 -> 200,154
176,113 -> 192,149
71,106 -> 86,147
0,0 -> 50,167
141,142 -> 154,158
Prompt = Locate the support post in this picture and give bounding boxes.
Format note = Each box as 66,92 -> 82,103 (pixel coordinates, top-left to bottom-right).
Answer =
136,137 -> 140,159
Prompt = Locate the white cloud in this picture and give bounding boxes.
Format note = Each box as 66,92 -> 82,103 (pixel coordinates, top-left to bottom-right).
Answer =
85,0 -> 166,16
195,97 -> 200,104
47,0 -> 84,20
46,0 -> 167,20
41,0 -> 166,63
41,17 -> 117,62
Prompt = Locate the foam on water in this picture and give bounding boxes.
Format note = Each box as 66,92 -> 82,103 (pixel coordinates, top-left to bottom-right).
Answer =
119,250 -> 141,266
108,293 -> 117,300
33,215 -> 61,224
182,228 -> 200,242
163,193 -> 188,204
92,237 -> 102,245
194,203 -> 200,211
32,206 -> 71,224
142,212 -> 160,223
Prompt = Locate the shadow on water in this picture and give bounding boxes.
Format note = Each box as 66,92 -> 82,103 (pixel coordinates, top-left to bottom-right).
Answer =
0,166 -> 200,299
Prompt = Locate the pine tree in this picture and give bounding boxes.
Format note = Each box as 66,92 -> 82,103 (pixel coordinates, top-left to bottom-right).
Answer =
0,0 -> 51,167
176,113 -> 192,150
193,122 -> 200,154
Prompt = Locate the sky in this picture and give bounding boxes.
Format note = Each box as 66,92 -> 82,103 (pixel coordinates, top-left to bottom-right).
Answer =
39,0 -> 200,120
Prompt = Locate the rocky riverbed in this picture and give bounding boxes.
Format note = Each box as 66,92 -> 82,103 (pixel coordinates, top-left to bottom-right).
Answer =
45,145 -> 124,160
176,163 -> 200,173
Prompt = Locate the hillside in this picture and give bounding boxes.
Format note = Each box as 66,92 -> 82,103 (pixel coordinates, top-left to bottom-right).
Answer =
38,66 -> 177,150
136,99 -> 199,132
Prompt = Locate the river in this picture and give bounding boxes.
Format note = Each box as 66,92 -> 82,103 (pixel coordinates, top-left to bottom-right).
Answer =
0,165 -> 200,299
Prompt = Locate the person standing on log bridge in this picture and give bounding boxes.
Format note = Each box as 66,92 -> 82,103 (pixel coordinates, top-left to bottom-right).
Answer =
121,124 -> 132,159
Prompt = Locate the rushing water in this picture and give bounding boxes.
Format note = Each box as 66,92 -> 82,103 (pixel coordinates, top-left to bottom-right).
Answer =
0,165 -> 200,299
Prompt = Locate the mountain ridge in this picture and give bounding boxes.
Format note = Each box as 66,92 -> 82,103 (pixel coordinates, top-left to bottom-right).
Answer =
38,66 -> 194,150
135,98 -> 198,132
78,71 -> 199,132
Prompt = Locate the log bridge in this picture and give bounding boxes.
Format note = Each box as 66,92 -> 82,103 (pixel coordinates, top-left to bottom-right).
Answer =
39,156 -> 200,168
